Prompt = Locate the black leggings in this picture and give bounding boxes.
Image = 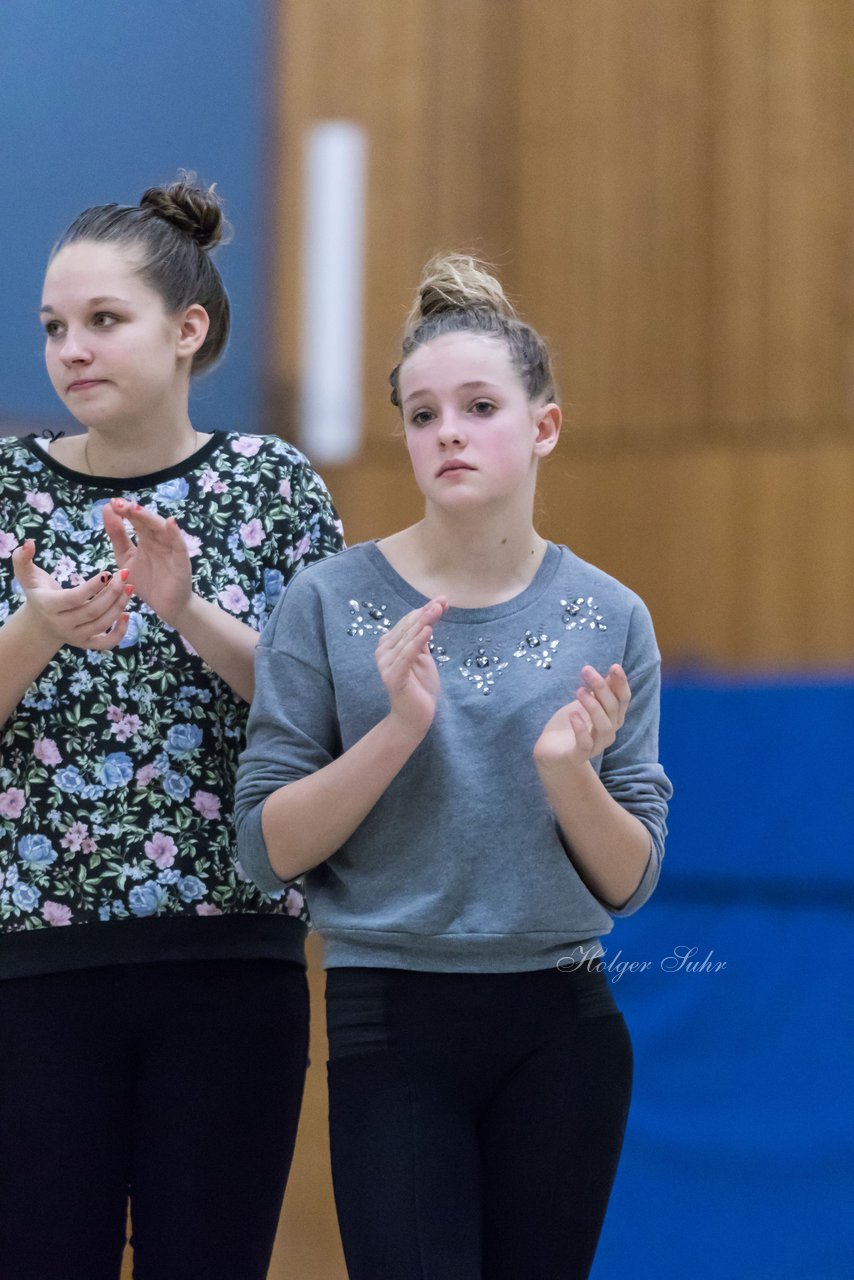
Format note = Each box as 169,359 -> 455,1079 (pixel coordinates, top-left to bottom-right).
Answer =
0,958 -> 309,1280
326,965 -> 632,1280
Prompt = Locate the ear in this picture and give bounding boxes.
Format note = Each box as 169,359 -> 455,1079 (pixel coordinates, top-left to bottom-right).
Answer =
532,402 -> 561,458
175,303 -> 210,360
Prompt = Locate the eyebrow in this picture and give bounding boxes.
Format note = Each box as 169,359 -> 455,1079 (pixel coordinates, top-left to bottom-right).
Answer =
39,296 -> 130,315
403,380 -> 499,406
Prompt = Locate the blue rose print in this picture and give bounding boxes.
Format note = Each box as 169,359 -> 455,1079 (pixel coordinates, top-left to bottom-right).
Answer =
162,771 -> 192,801
128,882 -> 169,917
12,882 -> 40,912
155,478 -> 189,503
54,766 -> 84,793
177,875 -> 206,903
165,724 -> 203,756
18,835 -> 58,866
99,753 -> 134,789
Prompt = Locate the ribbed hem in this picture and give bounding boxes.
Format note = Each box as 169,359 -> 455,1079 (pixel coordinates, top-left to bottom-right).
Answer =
0,913 -> 307,980
320,928 -> 605,974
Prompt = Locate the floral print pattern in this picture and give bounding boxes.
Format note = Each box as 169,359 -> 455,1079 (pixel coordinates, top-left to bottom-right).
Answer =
0,432 -> 343,939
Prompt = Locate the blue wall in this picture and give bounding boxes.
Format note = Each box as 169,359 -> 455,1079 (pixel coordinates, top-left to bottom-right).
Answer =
593,678 -> 854,1280
0,0 -> 272,435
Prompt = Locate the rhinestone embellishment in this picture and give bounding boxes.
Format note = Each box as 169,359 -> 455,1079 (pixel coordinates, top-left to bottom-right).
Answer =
459,639 -> 508,695
346,600 -> 392,637
561,597 -> 607,632
513,627 -> 560,669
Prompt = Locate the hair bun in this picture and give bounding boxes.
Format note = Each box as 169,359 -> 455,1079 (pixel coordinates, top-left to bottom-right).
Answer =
140,173 -> 227,250
408,253 -> 517,330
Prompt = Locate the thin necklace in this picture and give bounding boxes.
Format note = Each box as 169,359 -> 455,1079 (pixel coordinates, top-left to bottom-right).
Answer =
82,431 -> 198,477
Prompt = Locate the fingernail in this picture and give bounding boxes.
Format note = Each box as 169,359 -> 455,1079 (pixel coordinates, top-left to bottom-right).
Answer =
120,568 -> 129,582
125,585 -> 134,596
100,572 -> 110,584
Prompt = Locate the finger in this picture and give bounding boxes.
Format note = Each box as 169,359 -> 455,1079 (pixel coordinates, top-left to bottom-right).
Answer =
83,612 -> 131,651
378,622 -> 435,677
165,515 -> 191,552
55,568 -> 128,614
71,592 -> 132,642
577,677 -> 620,729
605,663 -> 632,706
567,705 -> 594,748
582,663 -> 630,719
10,539 -> 37,587
66,575 -> 132,631
123,502 -> 173,538
378,600 -> 445,655
576,686 -> 614,736
102,500 -> 136,559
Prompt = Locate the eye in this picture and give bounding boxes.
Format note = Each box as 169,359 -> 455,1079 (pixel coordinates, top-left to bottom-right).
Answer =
43,320 -> 64,339
409,409 -> 435,428
470,399 -> 496,416
92,312 -> 120,328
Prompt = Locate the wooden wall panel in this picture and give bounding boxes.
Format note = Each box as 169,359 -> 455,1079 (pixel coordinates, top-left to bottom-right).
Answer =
269,0 -> 853,673
224,5 -> 854,1279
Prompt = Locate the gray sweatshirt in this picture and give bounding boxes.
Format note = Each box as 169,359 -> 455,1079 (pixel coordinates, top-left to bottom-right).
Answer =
234,541 -> 672,972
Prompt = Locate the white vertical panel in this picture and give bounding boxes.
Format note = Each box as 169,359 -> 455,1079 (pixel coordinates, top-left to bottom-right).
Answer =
300,121 -> 367,463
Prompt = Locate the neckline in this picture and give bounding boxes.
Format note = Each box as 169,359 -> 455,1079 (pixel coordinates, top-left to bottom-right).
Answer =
363,539 -> 562,623
20,431 -> 225,489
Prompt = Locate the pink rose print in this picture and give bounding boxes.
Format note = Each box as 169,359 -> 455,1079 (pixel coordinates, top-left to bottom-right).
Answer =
285,888 -> 305,918
0,530 -> 19,559
52,555 -> 77,584
135,763 -> 160,787
193,791 -> 221,820
107,705 -> 142,742
42,901 -> 72,926
144,832 -> 177,869
199,468 -> 227,495
25,492 -> 54,515
0,788 -> 26,819
217,585 -> 250,615
239,519 -> 264,548
230,435 -> 261,457
180,530 -> 202,557
61,822 -> 91,852
196,903 -> 223,916
34,738 -> 63,766
278,478 -> 292,501
290,534 -> 311,564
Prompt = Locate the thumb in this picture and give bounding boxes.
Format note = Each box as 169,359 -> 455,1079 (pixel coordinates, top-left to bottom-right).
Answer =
11,538 -> 37,586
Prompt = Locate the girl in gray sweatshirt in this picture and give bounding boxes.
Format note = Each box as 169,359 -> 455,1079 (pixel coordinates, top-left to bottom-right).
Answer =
236,254 -> 672,1280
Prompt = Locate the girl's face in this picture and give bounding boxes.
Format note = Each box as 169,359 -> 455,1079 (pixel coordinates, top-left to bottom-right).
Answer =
398,332 -> 560,512
40,240 -> 204,429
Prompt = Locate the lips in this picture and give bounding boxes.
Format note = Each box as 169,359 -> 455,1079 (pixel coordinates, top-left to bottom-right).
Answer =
437,460 -> 475,477
67,379 -> 107,392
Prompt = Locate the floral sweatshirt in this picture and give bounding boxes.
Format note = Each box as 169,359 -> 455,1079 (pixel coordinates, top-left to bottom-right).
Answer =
0,431 -> 343,979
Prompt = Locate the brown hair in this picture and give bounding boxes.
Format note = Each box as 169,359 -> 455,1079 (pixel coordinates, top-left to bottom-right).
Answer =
50,173 -> 231,375
389,254 -> 557,408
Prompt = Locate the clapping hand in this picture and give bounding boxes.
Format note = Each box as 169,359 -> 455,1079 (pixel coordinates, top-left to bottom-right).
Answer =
375,599 -> 448,742
533,663 -> 631,772
103,499 -> 193,630
11,539 -> 131,651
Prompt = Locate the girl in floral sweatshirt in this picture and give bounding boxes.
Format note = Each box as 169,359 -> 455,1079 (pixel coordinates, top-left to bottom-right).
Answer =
0,175 -> 342,1279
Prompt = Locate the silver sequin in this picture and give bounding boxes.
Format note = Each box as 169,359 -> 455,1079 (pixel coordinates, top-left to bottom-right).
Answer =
428,640 -> 450,664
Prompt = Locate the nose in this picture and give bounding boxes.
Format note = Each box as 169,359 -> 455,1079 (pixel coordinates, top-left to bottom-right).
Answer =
436,411 -> 467,448
58,327 -> 93,366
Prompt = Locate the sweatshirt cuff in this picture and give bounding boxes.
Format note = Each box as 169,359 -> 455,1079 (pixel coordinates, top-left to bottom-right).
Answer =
602,838 -> 660,917
236,803 -> 292,896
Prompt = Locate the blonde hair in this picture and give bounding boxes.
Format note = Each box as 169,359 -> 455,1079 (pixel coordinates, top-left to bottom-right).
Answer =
390,254 -> 556,407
